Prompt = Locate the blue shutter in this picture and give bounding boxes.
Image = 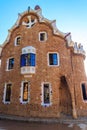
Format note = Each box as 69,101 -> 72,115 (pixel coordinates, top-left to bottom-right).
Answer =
30,53 -> 35,66
21,54 -> 26,67
53,53 -> 58,65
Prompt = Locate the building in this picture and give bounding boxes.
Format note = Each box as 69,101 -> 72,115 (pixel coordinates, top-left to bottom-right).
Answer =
0,6 -> 87,119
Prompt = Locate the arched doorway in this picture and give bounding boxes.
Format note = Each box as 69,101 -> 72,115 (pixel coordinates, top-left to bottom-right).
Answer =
59,76 -> 72,116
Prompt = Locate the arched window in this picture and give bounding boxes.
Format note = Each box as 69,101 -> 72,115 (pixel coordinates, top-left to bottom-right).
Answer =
14,36 -> 21,46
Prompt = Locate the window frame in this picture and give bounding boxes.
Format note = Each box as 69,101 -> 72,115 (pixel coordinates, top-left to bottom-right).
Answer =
39,31 -> 47,42
3,83 -> 12,104
47,52 -> 59,67
14,36 -> 21,46
6,57 -> 14,71
20,81 -> 30,104
20,53 -> 36,67
81,82 -> 87,102
41,82 -> 52,107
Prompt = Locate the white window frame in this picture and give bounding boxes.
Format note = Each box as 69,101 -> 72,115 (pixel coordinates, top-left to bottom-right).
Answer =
3,83 -> 12,104
21,46 -> 36,74
6,57 -> 14,71
47,52 -> 60,67
14,36 -> 21,46
39,31 -> 47,42
20,81 -> 30,104
41,82 -> 52,107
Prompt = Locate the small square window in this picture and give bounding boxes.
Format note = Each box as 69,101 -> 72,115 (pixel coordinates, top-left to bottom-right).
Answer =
39,32 -> 47,42
48,53 -> 59,66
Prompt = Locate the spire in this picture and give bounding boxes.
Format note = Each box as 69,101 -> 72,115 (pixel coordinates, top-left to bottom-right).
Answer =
28,6 -> 30,13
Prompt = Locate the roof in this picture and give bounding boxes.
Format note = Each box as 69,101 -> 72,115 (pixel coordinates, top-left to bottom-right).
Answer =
0,5 -> 85,57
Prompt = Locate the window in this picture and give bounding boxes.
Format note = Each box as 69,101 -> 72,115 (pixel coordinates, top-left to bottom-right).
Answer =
44,84 -> 50,104
7,58 -> 14,70
20,81 -> 30,104
39,32 -> 47,42
23,82 -> 28,102
81,83 -> 87,101
41,83 -> 52,106
22,16 -> 37,28
3,83 -> 12,104
20,53 -> 36,67
15,36 -> 21,46
21,46 -> 36,74
48,53 -> 59,66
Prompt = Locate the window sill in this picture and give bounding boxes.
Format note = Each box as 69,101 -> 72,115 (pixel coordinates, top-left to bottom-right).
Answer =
48,65 -> 59,67
41,103 -> 52,107
6,69 -> 14,71
21,66 -> 35,74
20,101 -> 29,104
3,101 -> 10,104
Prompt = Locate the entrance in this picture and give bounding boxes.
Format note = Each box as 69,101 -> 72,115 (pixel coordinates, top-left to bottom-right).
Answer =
59,76 -> 72,116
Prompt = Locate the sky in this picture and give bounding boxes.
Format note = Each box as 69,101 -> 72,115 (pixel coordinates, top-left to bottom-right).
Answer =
0,0 -> 87,74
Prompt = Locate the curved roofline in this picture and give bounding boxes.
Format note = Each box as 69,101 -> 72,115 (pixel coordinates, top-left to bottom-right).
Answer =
1,6 -> 85,57
2,7 -> 66,47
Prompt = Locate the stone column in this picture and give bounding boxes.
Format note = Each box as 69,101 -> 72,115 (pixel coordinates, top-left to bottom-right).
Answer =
66,75 -> 77,119
72,95 -> 77,119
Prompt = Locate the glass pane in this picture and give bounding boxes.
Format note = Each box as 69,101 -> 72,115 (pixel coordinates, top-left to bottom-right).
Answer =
53,53 -> 58,65
44,84 -> 50,104
8,58 -> 14,69
49,54 -> 53,65
30,53 -> 35,66
16,37 -> 21,45
20,54 -> 26,67
5,84 -> 11,102
23,82 -> 28,101
40,33 -> 45,41
82,84 -> 87,100
21,53 -> 36,67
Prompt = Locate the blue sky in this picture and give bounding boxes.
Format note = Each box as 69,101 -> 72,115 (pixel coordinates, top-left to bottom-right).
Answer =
0,0 -> 87,73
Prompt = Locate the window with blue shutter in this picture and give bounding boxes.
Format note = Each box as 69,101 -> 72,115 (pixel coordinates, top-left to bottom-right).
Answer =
30,53 -> 35,66
53,53 -> 58,65
49,53 -> 58,66
20,53 -> 36,67
21,54 -> 26,67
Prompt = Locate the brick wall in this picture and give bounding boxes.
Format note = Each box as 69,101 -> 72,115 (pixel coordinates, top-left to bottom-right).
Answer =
0,11 -> 86,118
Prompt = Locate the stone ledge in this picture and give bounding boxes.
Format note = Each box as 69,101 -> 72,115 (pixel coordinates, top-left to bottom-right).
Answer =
0,114 -> 87,124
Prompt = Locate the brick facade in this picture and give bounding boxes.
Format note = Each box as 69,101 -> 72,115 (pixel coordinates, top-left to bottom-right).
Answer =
0,6 -> 87,119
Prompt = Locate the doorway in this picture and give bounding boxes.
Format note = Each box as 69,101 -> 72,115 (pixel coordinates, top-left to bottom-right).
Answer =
59,76 -> 72,116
